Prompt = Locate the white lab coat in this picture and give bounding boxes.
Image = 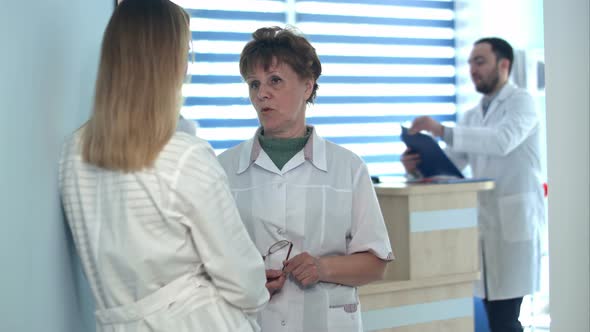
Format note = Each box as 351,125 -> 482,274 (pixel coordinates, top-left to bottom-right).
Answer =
446,83 -> 545,300
59,131 -> 269,331
177,116 -> 197,136
218,127 -> 393,332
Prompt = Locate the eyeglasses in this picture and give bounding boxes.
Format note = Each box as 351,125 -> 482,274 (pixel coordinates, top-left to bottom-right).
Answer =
262,240 -> 293,266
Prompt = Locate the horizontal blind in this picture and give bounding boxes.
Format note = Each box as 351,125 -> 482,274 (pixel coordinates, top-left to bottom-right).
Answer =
177,0 -> 287,152
177,0 -> 456,180
295,0 -> 456,179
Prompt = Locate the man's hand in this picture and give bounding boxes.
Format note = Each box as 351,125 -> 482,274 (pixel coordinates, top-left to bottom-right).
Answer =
400,148 -> 421,175
283,252 -> 323,287
265,269 -> 286,297
409,116 -> 444,137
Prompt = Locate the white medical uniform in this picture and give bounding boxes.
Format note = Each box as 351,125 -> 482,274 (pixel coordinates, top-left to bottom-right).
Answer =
177,116 -> 197,136
59,131 -> 269,332
446,83 -> 545,300
218,127 -> 394,332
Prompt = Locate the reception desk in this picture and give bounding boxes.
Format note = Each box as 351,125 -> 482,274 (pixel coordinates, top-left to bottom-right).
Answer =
360,181 -> 494,332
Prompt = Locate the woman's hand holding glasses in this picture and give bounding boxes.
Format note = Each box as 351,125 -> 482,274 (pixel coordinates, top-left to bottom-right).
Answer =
265,270 -> 286,297
263,240 -> 293,297
262,241 -> 324,292
282,252 -> 323,287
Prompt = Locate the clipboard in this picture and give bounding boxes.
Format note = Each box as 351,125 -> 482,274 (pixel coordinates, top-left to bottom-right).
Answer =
401,126 -> 464,179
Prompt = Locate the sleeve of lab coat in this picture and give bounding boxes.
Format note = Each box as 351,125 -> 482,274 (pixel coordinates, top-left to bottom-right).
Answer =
452,90 -> 539,156
172,141 -> 269,313
347,158 -> 394,261
444,113 -> 471,171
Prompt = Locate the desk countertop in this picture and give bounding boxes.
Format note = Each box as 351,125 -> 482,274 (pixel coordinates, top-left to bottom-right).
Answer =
359,272 -> 480,296
374,180 -> 494,196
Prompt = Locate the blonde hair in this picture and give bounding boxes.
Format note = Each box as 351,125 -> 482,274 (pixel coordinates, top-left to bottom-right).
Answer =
82,0 -> 190,171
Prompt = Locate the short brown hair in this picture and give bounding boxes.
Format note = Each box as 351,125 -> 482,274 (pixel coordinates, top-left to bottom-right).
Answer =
239,26 -> 322,103
82,0 -> 190,171
475,37 -> 514,74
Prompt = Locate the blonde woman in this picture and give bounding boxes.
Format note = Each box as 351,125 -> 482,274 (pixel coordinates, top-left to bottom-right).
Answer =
59,0 -> 268,331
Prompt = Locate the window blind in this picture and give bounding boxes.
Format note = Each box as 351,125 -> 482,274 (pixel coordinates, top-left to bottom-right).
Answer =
178,0 -> 456,180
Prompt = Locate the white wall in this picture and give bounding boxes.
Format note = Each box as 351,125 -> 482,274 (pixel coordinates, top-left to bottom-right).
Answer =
0,1 -> 111,331
543,0 -> 590,331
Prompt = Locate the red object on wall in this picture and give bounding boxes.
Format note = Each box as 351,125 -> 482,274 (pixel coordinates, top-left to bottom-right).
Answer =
543,182 -> 548,197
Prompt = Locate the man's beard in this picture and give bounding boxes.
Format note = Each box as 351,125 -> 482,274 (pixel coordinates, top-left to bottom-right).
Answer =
475,68 -> 500,94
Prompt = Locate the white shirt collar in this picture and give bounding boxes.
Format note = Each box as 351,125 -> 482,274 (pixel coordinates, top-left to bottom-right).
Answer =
236,126 -> 327,174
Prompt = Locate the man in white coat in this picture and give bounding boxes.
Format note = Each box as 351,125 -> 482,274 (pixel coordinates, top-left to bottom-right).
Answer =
402,37 -> 545,332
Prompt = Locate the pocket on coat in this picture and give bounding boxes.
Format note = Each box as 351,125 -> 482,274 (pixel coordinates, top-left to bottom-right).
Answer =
498,192 -> 539,242
327,305 -> 362,331
325,284 -> 361,330
321,188 -> 352,250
